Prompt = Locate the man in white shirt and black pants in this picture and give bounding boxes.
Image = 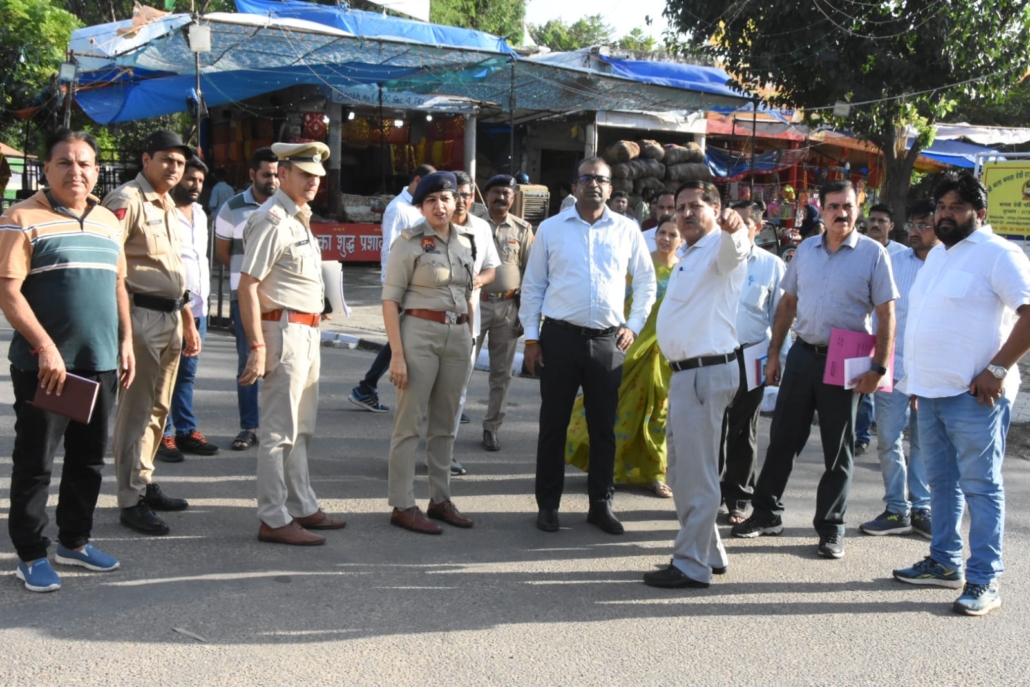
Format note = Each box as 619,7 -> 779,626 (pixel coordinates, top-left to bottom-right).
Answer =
521,157 -> 656,535
719,200 -> 788,526
893,172 -> 1030,616
643,181 -> 749,588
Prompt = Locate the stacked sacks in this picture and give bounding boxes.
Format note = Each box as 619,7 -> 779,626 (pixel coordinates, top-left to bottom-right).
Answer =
603,138 -> 712,198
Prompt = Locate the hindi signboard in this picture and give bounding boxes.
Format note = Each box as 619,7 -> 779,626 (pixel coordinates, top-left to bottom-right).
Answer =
312,222 -> 383,262
982,161 -> 1030,238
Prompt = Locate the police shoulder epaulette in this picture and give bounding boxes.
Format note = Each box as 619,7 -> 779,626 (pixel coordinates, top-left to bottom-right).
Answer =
265,204 -> 285,225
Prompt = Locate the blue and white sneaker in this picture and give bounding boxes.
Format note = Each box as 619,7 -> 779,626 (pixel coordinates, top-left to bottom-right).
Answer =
893,556 -> 964,589
15,558 -> 61,593
348,387 -> 390,413
55,543 -> 120,572
953,580 -> 1001,616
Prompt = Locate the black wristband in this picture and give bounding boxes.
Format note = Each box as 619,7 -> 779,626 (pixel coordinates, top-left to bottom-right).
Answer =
871,363 -> 888,376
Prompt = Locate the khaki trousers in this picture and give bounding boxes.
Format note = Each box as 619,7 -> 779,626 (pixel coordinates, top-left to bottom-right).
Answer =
113,306 -> 182,508
256,319 -> 321,529
388,316 -> 472,509
474,299 -> 519,432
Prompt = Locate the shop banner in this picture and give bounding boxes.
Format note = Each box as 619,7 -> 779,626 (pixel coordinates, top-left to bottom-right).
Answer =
312,222 -> 383,262
983,161 -> 1030,238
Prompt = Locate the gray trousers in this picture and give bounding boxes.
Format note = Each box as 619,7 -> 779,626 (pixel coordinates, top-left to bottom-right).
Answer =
256,319 -> 321,529
667,362 -> 739,583
474,299 -> 519,432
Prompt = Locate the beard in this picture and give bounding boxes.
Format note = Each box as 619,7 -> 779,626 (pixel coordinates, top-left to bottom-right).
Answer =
934,215 -> 977,247
171,185 -> 197,206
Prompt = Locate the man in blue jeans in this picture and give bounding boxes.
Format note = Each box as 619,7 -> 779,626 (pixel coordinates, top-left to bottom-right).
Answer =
159,157 -> 218,461
859,200 -> 939,538
893,172 -> 1030,616
214,148 -> 279,449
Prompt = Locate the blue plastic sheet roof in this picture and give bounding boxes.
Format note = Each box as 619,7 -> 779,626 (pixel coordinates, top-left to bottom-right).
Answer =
910,138 -> 1003,169
234,0 -> 515,54
598,56 -> 744,100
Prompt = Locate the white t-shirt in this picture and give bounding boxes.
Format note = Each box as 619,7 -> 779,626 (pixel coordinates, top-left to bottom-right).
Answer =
458,213 -> 501,339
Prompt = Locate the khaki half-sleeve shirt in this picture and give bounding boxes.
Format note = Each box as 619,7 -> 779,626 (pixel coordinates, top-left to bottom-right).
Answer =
240,189 -> 324,314
483,213 -> 533,294
102,172 -> 185,298
382,221 -> 474,313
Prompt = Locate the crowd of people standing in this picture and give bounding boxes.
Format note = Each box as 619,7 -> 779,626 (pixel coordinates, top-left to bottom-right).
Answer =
2,128 -> 1029,620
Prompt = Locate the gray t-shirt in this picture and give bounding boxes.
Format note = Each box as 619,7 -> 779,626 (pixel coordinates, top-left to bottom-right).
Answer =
781,229 -> 898,345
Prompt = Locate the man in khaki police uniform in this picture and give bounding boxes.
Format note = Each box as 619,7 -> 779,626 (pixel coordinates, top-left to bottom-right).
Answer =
104,130 -> 201,536
238,141 -> 346,546
475,174 -> 533,452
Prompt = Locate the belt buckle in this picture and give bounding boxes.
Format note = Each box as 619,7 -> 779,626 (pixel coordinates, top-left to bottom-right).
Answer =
444,311 -> 458,325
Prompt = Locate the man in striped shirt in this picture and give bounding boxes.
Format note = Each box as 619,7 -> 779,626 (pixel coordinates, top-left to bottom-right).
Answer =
214,147 -> 278,451
0,129 -> 133,592
859,199 -> 940,538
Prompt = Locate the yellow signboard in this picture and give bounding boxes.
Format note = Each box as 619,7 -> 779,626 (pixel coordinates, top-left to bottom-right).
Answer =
983,161 -> 1030,237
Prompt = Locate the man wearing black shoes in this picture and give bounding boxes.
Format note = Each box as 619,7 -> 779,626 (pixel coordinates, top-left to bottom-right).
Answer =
731,180 -> 897,559
104,130 -> 200,535
643,182 -> 749,589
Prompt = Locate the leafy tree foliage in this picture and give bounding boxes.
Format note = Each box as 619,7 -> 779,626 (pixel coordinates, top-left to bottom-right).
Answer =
430,0 -> 526,43
529,15 -> 614,51
617,28 -> 657,52
664,0 -> 1030,216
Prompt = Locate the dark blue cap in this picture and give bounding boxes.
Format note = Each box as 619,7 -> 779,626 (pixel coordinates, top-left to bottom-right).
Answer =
411,171 -> 458,205
483,174 -> 516,193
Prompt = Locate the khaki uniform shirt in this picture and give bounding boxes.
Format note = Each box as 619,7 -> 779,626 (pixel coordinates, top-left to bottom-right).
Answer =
483,213 -> 533,294
240,189 -> 324,315
382,221 -> 474,313
102,173 -> 185,298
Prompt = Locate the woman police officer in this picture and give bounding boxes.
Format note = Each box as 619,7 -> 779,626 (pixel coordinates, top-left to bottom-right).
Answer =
382,171 -> 477,534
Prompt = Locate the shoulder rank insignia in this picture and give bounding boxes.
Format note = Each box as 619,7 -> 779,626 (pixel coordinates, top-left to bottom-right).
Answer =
400,230 -> 411,241
267,205 -> 285,223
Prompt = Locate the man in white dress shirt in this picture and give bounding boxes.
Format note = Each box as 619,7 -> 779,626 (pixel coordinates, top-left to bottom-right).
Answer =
719,200 -> 788,526
643,181 -> 749,588
521,157 -> 656,535
349,165 -> 435,413
858,199 -> 938,538
451,171 -> 499,474
158,157 -> 218,462
893,172 -> 1030,616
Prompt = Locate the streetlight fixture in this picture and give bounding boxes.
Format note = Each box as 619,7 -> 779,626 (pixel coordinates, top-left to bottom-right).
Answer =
58,60 -> 78,128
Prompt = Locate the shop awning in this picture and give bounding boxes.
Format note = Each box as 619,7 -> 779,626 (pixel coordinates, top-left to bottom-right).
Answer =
706,146 -> 808,181
911,138 -> 1004,170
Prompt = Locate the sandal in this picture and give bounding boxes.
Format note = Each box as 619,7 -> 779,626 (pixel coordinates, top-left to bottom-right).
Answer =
232,430 -> 258,451
652,481 -> 673,498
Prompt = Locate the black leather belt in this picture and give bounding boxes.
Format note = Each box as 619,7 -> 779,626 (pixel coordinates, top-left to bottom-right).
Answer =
669,351 -> 737,372
546,318 -> 619,338
132,292 -> 188,313
798,338 -> 830,355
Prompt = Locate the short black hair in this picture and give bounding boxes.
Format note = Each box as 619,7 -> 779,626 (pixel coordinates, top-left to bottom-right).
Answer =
577,156 -> 611,176
45,128 -> 98,162
453,171 -> 472,187
656,214 -> 677,229
819,180 -> 855,206
654,190 -> 676,204
675,180 -> 721,209
932,171 -> 987,212
611,190 -> 629,201
249,147 -> 277,170
185,156 -> 208,176
907,198 -> 935,219
728,200 -> 754,211
559,182 -> 572,194
412,164 -> 436,183
869,203 -> 893,220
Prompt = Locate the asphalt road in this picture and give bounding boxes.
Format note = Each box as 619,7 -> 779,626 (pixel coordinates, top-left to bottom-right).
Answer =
1,325 -> 1028,685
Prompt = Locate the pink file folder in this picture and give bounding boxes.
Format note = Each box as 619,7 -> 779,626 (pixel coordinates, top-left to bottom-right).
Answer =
822,328 -> 894,392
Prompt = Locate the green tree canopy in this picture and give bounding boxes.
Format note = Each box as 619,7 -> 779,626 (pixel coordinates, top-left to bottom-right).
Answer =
664,0 -> 1030,215
430,0 -> 525,43
529,15 -> 614,51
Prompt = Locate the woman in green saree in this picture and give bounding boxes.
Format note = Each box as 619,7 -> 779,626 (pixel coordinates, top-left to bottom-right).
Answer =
565,216 -> 683,498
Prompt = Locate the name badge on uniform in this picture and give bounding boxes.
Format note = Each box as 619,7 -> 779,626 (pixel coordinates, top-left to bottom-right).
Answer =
146,218 -> 163,226
294,239 -> 310,247
422,237 -> 439,254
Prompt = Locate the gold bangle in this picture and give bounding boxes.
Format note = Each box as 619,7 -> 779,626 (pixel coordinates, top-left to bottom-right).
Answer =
525,339 -> 539,345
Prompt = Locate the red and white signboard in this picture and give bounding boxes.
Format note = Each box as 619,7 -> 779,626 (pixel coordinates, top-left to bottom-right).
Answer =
312,222 -> 383,262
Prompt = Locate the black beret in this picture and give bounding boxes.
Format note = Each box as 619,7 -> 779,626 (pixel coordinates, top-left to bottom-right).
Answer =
483,174 -> 516,193
412,171 -> 458,205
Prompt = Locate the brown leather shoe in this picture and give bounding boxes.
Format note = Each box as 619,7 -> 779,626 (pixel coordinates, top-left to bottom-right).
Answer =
294,509 -> 347,530
427,499 -> 473,528
483,430 -> 501,451
390,506 -> 443,535
258,521 -> 326,546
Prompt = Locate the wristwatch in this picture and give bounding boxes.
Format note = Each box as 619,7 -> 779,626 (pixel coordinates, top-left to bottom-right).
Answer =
987,364 -> 1007,379
871,363 -> 888,376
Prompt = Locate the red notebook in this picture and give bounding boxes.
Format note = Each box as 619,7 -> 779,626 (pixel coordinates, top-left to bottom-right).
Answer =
30,373 -> 100,425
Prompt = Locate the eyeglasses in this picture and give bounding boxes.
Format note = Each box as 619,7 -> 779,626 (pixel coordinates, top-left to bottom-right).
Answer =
578,174 -> 611,186
907,222 -> 933,232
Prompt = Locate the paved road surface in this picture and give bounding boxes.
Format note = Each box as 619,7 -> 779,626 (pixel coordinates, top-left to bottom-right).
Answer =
1,325 -> 1028,685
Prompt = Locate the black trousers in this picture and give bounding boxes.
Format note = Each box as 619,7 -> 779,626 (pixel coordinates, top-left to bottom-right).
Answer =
719,351 -> 765,505
535,321 -> 623,510
7,366 -> 118,562
358,342 -> 391,393
751,344 -> 858,536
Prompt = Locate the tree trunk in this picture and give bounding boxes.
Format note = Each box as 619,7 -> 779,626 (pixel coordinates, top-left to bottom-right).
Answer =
876,123 -> 922,232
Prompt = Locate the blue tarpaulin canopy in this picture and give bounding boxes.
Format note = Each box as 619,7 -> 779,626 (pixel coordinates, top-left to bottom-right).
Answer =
910,138 -> 1004,169
705,145 -> 809,181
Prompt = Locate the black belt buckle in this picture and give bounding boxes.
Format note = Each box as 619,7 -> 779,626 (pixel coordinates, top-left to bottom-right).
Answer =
669,351 -> 738,372
799,338 -> 829,355
547,319 -> 618,338
132,292 -> 183,313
